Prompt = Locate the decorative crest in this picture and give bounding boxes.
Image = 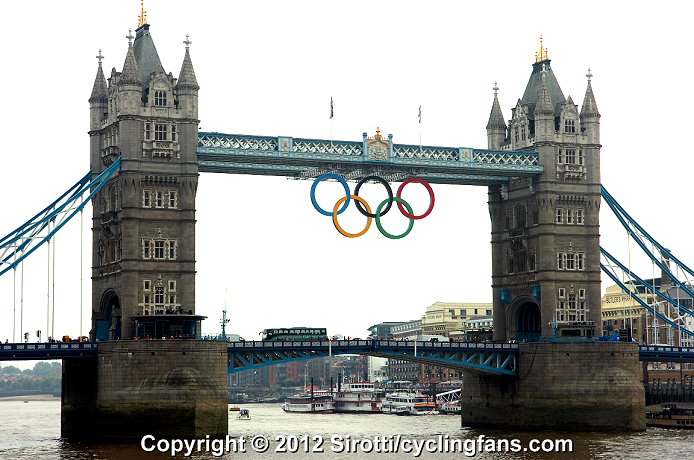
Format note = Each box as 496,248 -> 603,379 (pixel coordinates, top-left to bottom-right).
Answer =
586,67 -> 593,82
138,0 -> 148,28
535,35 -> 549,63
126,29 -> 134,46
96,49 -> 104,65
374,127 -> 382,141
493,81 -> 499,96
184,34 -> 192,49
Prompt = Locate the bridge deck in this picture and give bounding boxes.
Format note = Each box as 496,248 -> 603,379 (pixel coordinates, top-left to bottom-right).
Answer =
197,132 -> 543,185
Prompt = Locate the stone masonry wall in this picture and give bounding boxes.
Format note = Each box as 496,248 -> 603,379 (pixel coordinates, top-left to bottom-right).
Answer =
461,342 -> 645,431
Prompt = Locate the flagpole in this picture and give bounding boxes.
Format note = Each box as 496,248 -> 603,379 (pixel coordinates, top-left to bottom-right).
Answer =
418,105 -> 422,151
330,96 -> 334,149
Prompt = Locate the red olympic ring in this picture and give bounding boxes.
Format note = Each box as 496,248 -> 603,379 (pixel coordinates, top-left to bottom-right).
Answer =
396,178 -> 435,220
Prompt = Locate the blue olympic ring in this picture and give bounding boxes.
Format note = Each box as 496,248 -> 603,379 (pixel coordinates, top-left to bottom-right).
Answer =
310,173 -> 351,216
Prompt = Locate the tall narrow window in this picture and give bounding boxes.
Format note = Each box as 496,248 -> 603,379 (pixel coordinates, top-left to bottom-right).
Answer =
155,191 -> 164,208
508,257 -> 515,274
557,253 -> 564,270
577,253 -> 585,270
168,191 -> 177,208
556,208 -> 563,224
155,124 -> 167,141
529,253 -> 536,271
144,123 -> 151,140
171,124 -> 177,142
155,287 -> 165,305
557,149 -> 563,164
154,90 -> 167,106
578,150 -> 584,165
167,240 -> 177,260
154,241 -> 165,259
143,190 -> 151,208
515,205 -> 527,229
566,253 -> 576,270
566,210 -> 574,224
576,209 -> 584,225
143,240 -> 151,259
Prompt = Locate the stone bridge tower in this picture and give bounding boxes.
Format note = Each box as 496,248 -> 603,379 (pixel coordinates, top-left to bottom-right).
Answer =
487,40 -> 601,342
88,13 -> 201,340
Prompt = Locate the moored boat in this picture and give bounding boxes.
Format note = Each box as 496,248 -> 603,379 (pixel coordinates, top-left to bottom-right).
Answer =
281,390 -> 334,413
333,382 -> 385,413
646,403 -> 694,429
381,391 -> 437,415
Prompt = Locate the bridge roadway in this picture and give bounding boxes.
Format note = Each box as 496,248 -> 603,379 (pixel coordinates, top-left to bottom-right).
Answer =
1,341 -> 693,377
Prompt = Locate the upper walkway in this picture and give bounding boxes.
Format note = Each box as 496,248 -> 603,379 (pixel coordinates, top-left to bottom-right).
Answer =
196,132 -> 543,185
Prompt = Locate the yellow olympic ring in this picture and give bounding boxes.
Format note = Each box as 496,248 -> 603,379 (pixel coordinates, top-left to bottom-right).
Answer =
332,195 -> 372,238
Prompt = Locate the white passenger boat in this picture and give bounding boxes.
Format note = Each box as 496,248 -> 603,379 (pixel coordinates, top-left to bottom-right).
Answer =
381,391 -> 437,415
333,382 -> 385,413
281,390 -> 334,413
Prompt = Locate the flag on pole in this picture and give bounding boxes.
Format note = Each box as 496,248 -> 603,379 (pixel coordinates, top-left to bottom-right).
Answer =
330,97 -> 334,119
418,105 -> 421,124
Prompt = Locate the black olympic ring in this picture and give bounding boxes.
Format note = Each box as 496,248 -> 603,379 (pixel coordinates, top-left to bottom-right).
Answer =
353,175 -> 393,218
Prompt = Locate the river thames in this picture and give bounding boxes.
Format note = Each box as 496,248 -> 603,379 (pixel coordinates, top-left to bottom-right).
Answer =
1,400 -> 692,459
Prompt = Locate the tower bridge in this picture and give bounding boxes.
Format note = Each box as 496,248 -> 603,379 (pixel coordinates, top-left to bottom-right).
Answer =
2,9 -> 693,440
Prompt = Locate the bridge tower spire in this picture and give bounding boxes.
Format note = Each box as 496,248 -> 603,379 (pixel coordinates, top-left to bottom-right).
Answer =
88,17 -> 201,340
488,43 -> 601,342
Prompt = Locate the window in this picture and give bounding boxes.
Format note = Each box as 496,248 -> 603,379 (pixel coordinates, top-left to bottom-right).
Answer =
168,280 -> 176,292
566,209 -> 574,224
565,149 -> 576,164
155,191 -> 164,208
167,240 -> 177,260
517,256 -> 526,273
144,123 -> 151,140
529,253 -> 536,271
143,190 -> 151,208
577,253 -> 585,270
171,124 -> 177,142
576,209 -> 584,225
578,289 -> 586,299
154,90 -> 167,107
486,309 -> 492,315
558,288 -> 566,298
154,241 -> 165,259
578,150 -> 584,165
143,240 -> 151,259
515,205 -> 527,229
564,119 -> 576,134
155,124 -> 167,141
557,253 -> 564,270
557,149 -> 563,164
168,191 -> 177,208
143,280 -> 151,291
566,253 -> 576,270
556,208 -> 563,224
532,210 -> 539,225
503,214 -> 509,230
168,294 -> 177,305
155,287 -> 165,305
508,257 -> 515,274
143,294 -> 151,305
514,126 -> 519,143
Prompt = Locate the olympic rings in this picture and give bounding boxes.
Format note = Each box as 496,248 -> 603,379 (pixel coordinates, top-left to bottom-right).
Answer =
311,173 -> 351,216
396,178 -> 435,220
310,174 -> 435,238
376,197 -> 414,239
354,175 -> 393,218
333,195 -> 372,238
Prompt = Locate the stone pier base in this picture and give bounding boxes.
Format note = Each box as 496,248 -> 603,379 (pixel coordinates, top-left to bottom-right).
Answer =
460,342 -> 645,431
61,340 -> 228,440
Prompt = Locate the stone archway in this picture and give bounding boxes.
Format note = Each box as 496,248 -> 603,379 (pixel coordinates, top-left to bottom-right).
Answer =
515,300 -> 541,342
95,290 -> 122,341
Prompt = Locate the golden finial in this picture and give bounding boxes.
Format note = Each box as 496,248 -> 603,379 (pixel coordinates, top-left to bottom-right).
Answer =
138,0 -> 148,28
535,35 -> 549,63
374,127 -> 382,140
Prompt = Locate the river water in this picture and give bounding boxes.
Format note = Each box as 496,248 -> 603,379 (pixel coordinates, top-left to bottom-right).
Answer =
0,400 -> 692,459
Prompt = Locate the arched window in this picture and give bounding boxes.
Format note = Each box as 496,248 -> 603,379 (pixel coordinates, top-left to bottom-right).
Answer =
154,90 -> 167,106
515,204 -> 527,229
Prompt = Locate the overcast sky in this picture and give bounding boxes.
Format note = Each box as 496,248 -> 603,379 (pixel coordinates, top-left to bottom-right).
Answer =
1,1 -> 693,349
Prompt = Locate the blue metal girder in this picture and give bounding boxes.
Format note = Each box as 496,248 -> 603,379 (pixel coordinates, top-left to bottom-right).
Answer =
0,342 -> 98,361
227,340 -> 519,376
197,132 -> 543,185
638,344 -> 694,362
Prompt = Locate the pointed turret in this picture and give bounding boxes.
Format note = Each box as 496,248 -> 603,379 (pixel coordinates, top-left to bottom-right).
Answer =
90,50 -> 108,130
534,67 -> 554,140
486,82 -> 506,149
177,36 -> 199,91
580,68 -> 600,144
176,35 -> 199,119
119,33 -> 142,87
